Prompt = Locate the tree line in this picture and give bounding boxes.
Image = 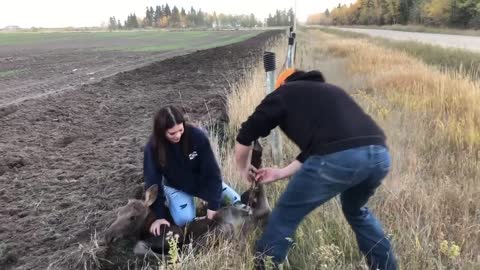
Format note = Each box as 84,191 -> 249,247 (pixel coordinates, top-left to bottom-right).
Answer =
307,0 -> 480,29
109,4 -> 295,30
266,8 -> 296,26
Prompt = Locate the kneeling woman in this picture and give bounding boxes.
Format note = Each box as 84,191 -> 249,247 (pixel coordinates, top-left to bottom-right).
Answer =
144,105 -> 241,236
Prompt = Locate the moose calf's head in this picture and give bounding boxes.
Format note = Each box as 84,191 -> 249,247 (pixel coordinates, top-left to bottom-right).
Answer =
104,185 -> 158,244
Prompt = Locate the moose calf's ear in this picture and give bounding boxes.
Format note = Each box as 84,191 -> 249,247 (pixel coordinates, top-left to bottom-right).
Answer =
144,184 -> 159,207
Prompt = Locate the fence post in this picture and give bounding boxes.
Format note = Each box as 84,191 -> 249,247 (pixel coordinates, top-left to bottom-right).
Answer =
263,51 -> 283,165
287,36 -> 295,68
291,32 -> 297,64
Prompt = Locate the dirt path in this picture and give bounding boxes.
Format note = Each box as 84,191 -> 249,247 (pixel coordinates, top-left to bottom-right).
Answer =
334,27 -> 480,52
0,30 -> 282,270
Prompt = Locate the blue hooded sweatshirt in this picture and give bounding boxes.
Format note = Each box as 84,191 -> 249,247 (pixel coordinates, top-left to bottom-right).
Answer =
143,125 -> 223,220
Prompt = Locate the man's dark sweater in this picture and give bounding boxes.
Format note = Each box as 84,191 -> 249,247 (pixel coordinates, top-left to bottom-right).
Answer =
236,71 -> 386,162
144,125 -> 222,220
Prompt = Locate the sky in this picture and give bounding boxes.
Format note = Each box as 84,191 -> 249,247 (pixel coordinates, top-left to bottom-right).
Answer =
0,0 -> 355,28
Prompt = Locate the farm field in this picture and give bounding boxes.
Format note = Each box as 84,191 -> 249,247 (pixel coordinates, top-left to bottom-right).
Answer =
0,30 -> 282,270
0,30 -> 261,108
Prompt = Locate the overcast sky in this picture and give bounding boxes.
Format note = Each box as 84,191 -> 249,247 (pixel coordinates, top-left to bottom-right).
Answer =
0,0 -> 355,28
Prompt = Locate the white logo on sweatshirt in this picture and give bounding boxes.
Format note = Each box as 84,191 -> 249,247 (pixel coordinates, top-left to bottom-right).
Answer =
189,151 -> 198,160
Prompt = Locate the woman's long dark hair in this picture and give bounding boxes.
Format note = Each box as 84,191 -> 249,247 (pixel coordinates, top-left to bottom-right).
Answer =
151,105 -> 191,167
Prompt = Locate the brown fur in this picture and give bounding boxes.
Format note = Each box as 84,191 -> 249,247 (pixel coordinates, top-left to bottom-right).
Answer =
104,184 -> 271,256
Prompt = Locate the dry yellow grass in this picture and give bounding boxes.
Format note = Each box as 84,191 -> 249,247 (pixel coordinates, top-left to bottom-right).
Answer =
322,37 -> 480,152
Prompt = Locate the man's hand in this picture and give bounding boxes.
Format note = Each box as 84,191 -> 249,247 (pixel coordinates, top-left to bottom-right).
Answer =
255,167 -> 284,184
255,160 -> 303,184
206,209 -> 217,220
149,218 -> 170,236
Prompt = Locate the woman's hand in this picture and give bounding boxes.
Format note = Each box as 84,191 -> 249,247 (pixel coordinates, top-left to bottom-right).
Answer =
255,167 -> 284,184
149,218 -> 170,236
206,209 -> 217,220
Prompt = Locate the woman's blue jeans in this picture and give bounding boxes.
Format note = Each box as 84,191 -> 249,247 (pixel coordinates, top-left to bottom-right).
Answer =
163,182 -> 241,226
256,145 -> 398,270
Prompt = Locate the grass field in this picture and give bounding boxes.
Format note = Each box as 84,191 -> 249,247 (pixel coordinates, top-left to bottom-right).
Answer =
0,30 -> 259,51
0,29 -> 263,108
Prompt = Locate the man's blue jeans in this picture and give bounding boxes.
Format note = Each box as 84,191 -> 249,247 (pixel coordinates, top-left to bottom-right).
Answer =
256,145 -> 397,270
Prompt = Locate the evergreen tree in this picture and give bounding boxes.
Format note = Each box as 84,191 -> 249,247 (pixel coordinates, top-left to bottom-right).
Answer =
154,6 -> 164,27
108,16 -> 117,31
188,7 -> 197,27
196,9 -> 205,27
144,7 -> 152,27
267,14 -> 273,26
164,4 -> 171,17
171,6 -> 181,27
450,0 -> 478,28
108,3 -> 263,29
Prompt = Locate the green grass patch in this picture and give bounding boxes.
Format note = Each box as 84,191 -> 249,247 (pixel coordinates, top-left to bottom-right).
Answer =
98,31 -> 260,52
0,32 -> 83,46
0,30 -> 261,53
86,31 -> 211,40
96,44 -> 184,53
319,27 -> 480,79
0,69 -> 25,78
128,44 -> 184,52
0,30 -> 253,46
196,31 -> 259,50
